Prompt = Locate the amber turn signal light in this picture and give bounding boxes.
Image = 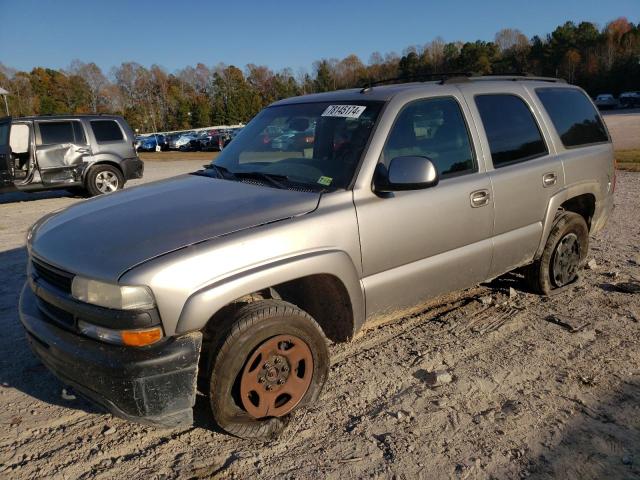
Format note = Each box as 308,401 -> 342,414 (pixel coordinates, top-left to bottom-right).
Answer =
121,327 -> 163,347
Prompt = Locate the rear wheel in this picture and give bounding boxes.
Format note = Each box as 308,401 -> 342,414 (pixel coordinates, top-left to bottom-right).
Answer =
526,211 -> 589,294
209,300 -> 329,439
85,164 -> 124,196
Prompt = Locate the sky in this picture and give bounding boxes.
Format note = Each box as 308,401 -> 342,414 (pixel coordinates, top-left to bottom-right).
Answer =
1,0 -> 638,75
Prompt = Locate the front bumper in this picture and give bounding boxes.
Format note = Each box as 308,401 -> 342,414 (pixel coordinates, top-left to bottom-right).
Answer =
121,157 -> 144,180
19,284 -> 202,427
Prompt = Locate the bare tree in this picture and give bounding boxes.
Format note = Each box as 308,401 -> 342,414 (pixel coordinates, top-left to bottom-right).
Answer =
495,28 -> 529,52
69,60 -> 107,112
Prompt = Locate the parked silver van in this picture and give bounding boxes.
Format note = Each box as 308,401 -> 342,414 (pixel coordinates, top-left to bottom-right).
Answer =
0,114 -> 143,196
19,76 -> 614,439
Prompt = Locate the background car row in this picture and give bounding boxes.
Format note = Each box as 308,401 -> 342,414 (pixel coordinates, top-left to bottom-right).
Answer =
594,91 -> 640,110
135,127 -> 243,152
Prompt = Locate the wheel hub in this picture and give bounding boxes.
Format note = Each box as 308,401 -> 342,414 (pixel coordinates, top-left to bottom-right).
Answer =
552,233 -> 580,287
95,171 -> 119,193
240,335 -> 313,419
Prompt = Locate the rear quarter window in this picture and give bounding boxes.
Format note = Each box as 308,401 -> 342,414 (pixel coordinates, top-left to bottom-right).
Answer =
535,88 -> 609,148
90,120 -> 124,143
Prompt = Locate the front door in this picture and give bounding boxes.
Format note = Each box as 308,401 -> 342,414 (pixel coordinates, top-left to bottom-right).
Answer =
0,117 -> 12,189
355,95 -> 494,318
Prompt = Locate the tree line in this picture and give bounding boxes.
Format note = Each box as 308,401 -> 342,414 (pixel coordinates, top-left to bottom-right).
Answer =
1,17 -> 638,133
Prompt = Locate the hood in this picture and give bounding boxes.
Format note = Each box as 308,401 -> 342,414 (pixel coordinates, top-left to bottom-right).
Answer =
31,175 -> 321,281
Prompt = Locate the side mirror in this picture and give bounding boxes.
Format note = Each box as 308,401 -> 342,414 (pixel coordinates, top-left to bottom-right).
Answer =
375,156 -> 439,193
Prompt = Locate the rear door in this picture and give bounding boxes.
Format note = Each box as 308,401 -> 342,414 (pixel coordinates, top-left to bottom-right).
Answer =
0,117 -> 12,188
460,83 -> 564,277
35,119 -> 91,185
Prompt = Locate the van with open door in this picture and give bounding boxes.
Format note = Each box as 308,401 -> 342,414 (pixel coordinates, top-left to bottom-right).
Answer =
0,114 -> 143,196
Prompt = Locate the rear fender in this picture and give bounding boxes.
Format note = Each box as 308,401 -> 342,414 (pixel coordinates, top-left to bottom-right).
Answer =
82,154 -> 124,179
535,181 -> 600,259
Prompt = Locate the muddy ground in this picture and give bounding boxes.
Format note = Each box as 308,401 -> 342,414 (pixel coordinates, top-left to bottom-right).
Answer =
1,158 -> 639,479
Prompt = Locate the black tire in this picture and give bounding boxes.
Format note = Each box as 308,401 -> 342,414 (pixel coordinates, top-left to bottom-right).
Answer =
209,300 -> 329,439
85,164 -> 124,197
526,211 -> 589,295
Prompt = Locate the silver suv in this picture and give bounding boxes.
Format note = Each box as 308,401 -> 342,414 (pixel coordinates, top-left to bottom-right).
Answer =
19,76 -> 614,438
0,114 -> 143,196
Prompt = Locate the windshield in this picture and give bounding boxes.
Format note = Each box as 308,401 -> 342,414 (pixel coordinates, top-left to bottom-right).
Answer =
211,101 -> 384,190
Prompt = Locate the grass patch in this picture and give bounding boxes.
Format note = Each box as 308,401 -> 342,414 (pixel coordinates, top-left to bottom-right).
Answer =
616,149 -> 640,171
139,151 -> 220,162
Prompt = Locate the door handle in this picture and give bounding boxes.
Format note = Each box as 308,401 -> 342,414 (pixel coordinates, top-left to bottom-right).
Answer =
76,147 -> 91,154
470,189 -> 490,208
542,172 -> 557,187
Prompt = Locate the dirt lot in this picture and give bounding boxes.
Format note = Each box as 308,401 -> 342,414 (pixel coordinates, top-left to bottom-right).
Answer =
603,111 -> 640,150
1,159 -> 640,478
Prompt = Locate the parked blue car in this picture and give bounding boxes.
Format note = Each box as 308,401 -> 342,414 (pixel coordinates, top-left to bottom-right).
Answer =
137,134 -> 168,152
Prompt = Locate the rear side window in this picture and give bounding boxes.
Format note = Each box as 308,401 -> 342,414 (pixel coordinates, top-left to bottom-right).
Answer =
382,97 -> 476,178
535,88 -> 609,148
39,121 -> 75,144
475,94 -> 547,168
90,120 -> 124,143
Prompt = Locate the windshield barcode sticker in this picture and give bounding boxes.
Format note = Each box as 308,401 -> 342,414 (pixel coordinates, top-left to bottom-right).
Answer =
321,105 -> 366,118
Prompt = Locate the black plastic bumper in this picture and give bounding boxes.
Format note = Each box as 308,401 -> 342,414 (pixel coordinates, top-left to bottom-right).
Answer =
19,284 -> 202,427
121,157 -> 144,180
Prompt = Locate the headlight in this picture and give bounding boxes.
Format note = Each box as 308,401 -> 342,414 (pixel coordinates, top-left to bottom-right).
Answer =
78,320 -> 163,347
71,276 -> 155,310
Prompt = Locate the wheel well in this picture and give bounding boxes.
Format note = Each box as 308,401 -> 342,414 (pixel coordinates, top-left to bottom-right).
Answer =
274,274 -> 355,343
560,194 -> 596,230
84,161 -> 124,181
202,274 -> 355,346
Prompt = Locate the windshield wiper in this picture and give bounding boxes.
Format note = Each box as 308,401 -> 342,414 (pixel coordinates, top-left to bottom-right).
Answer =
195,166 -> 328,192
194,163 -> 236,180
234,171 -> 290,189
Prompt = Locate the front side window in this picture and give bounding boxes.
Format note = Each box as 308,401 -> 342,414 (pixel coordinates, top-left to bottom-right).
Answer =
381,97 -> 476,178
475,94 -> 547,167
212,101 -> 384,189
90,120 -> 124,143
536,88 -> 609,148
39,121 -> 75,144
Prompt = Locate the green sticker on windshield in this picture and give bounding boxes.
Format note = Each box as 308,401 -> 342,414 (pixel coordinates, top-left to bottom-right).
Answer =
317,176 -> 333,186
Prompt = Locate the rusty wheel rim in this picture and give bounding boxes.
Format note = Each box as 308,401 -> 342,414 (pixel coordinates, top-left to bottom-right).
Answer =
239,334 -> 313,419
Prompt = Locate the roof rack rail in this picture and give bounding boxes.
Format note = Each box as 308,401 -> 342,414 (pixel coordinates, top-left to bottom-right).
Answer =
360,72 -> 565,92
360,72 -> 473,92
442,73 -> 566,84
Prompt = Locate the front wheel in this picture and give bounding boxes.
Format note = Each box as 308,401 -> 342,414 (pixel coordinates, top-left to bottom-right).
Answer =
526,211 -> 589,294
209,300 -> 329,439
85,165 -> 125,196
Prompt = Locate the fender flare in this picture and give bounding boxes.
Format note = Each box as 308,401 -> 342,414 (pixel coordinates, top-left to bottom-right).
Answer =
82,155 -> 125,180
535,181 -> 599,259
174,249 -> 365,336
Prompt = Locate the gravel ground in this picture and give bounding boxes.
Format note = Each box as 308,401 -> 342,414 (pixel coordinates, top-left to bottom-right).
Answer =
0,161 -> 639,479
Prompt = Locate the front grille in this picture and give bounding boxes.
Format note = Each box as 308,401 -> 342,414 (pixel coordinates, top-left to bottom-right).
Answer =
32,258 -> 74,293
36,297 -> 75,329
